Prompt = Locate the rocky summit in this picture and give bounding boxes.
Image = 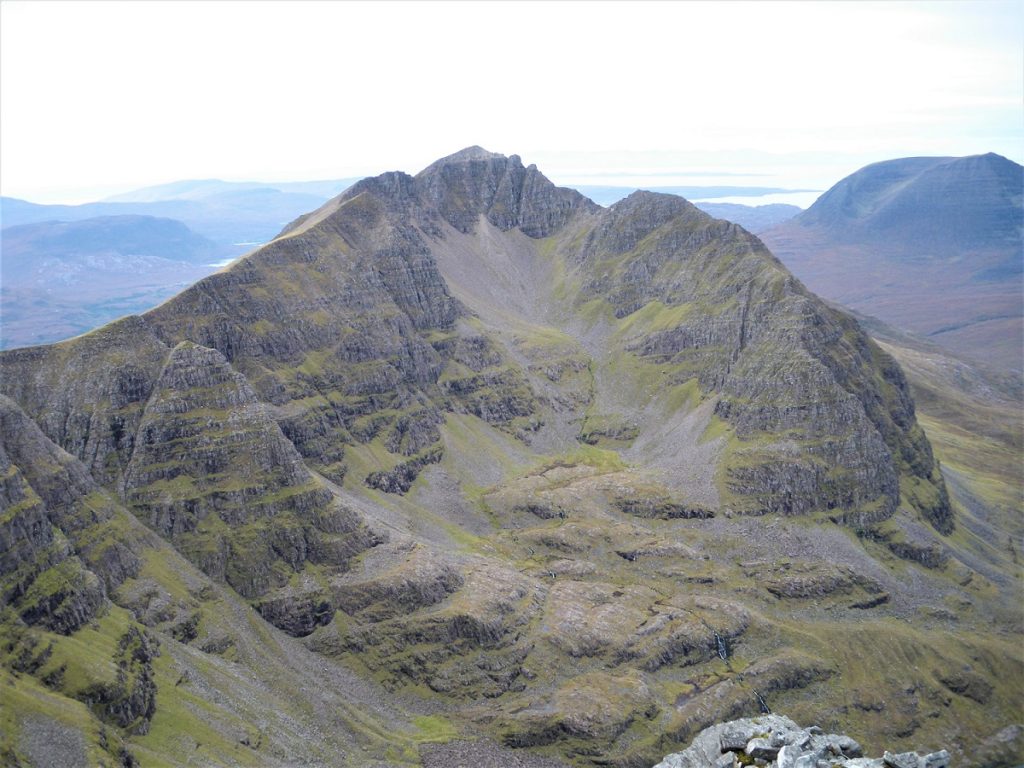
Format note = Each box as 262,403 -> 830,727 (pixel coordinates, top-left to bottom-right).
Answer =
0,148 -> 1020,768
654,714 -> 951,768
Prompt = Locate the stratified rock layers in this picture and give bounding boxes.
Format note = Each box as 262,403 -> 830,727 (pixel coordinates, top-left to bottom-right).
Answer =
0,148 -> 979,768
0,148 -> 949,536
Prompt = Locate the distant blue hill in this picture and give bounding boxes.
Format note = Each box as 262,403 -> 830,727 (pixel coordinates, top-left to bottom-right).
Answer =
2,215 -> 221,267
102,177 -> 356,203
761,152 -> 1024,371
692,202 -> 802,233
1,177 -> 360,247
1,215 -> 227,350
794,152 -> 1023,254
1,196 -> 200,228
570,185 -> 817,207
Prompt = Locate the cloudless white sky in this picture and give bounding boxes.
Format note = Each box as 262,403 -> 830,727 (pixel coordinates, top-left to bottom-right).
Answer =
2,0 -> 1022,203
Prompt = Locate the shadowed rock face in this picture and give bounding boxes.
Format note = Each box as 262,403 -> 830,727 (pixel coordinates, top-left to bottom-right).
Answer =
564,189 -> 947,527
414,146 -> 598,237
123,341 -> 376,600
0,395 -> 140,633
0,316 -> 171,490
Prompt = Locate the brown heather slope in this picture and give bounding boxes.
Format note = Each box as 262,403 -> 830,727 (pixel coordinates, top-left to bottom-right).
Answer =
0,148 -> 1020,767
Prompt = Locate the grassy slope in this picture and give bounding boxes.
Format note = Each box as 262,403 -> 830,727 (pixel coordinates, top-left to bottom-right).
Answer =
0,486 -> 420,767
878,339 -> 1023,585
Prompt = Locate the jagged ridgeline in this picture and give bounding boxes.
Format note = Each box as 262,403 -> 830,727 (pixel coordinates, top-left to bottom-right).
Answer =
1,147 -> 949,533
2,148 -> 1018,768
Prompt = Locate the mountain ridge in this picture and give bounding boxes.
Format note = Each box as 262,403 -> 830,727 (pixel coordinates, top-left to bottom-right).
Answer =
102,177 -> 358,203
0,146 -> 957,622
1,147 -> 1019,768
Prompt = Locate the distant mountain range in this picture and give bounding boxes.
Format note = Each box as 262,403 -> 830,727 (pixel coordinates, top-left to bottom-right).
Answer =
562,188 -> 805,232
572,184 -> 816,207
0,179 -> 360,349
2,214 -> 220,266
692,202 -> 802,233
1,215 -> 225,349
1,177 -> 360,247
761,153 -> 1023,371
102,177 -> 356,203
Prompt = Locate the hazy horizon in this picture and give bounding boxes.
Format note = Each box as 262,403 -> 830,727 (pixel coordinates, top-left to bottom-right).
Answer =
1,162 -> 832,208
2,1 -> 1021,205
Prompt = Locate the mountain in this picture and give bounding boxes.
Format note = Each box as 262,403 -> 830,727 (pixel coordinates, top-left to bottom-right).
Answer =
792,154 -> 1021,251
692,202 -> 802,233
760,153 -> 1024,371
0,148 -> 1020,768
2,215 -> 220,266
572,184 -> 816,207
565,193 -> 803,233
0,180 -> 361,349
2,196 -> 201,230
0,193 -> 317,246
0,216 -> 226,350
103,177 -> 357,203
1,176 -> 360,248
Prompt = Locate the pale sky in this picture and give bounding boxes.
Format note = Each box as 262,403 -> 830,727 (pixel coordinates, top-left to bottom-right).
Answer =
2,0 -> 1022,203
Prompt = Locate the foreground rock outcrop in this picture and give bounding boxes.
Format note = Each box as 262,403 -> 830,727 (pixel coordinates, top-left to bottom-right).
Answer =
655,714 -> 951,768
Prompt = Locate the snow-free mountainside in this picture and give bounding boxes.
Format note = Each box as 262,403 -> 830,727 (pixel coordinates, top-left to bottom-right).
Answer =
0,179 -> 798,352
1,148 -> 1021,768
762,153 -> 1023,372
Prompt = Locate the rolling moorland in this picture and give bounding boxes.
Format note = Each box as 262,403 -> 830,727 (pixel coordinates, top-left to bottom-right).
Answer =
0,148 -> 1020,768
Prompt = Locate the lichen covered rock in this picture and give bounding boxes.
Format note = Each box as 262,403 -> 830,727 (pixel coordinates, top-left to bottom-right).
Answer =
654,714 -> 950,768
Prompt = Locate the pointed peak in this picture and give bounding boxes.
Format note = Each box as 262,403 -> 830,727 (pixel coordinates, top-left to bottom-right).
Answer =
416,146 -> 519,178
448,145 -> 503,160
964,151 -> 1020,169
440,145 -> 507,163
